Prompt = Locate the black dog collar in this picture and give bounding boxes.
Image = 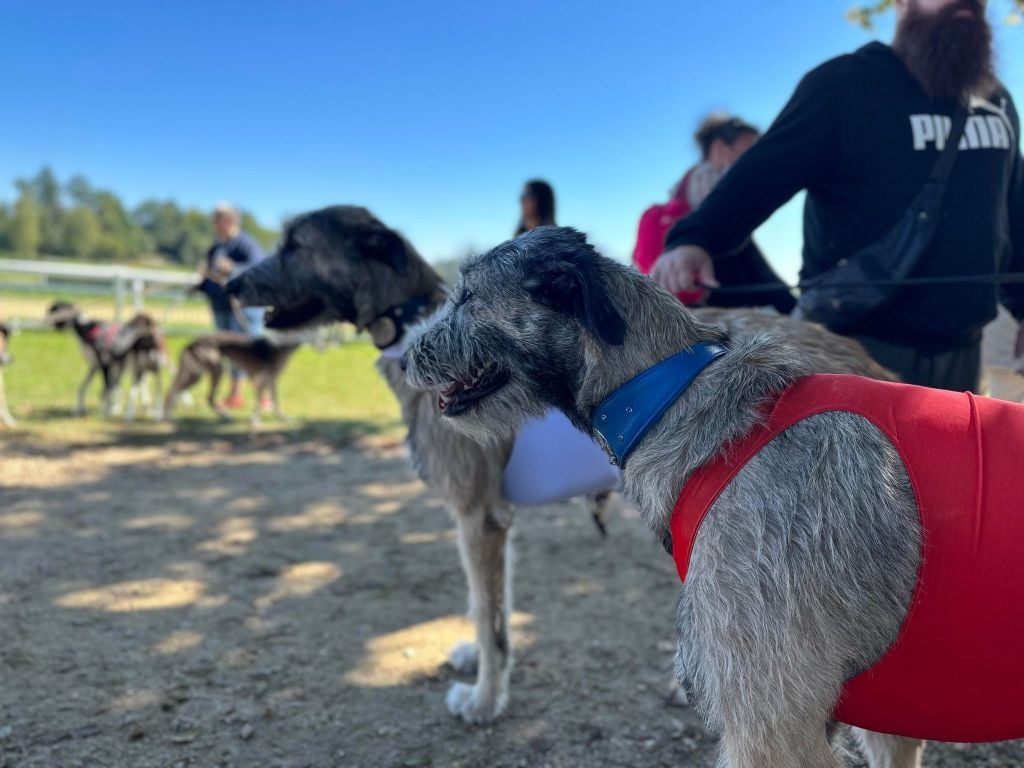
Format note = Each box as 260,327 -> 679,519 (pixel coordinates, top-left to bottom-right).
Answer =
370,293 -> 437,350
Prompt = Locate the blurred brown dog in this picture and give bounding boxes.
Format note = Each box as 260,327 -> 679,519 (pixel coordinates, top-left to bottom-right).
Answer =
163,332 -> 298,424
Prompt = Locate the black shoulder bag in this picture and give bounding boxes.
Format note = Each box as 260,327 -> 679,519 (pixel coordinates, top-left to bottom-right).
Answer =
796,106 -> 969,331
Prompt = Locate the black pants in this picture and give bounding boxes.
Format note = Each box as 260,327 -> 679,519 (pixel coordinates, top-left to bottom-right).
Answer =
851,334 -> 981,393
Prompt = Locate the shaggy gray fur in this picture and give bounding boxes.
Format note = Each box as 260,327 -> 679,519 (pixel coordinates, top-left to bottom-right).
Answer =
226,206 -> 520,723
404,226 -> 924,767
227,208 -> 913,759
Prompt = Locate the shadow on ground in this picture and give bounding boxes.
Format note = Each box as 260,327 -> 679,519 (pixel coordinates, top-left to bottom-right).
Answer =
1,430 -> 1021,768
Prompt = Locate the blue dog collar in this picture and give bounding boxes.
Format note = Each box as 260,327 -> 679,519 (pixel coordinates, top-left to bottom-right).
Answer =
591,342 -> 728,469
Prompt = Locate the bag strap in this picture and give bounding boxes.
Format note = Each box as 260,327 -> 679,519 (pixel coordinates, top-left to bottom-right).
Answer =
928,105 -> 969,184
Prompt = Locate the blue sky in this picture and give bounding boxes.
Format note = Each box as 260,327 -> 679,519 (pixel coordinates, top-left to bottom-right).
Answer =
2,1 -> 1022,281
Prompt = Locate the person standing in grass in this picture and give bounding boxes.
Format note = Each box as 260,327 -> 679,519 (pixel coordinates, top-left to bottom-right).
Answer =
195,201 -> 267,410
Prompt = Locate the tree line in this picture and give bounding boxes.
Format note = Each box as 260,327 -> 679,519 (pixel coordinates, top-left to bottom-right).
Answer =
0,167 -> 278,265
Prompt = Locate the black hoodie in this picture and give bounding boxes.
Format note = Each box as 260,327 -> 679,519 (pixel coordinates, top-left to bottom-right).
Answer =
667,42 -> 1024,349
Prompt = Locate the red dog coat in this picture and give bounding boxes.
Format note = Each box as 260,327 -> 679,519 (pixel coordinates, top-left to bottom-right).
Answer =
671,374 -> 1024,742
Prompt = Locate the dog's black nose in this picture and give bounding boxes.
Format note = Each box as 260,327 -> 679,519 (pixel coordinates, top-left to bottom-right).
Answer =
399,352 -> 408,372
224,277 -> 242,296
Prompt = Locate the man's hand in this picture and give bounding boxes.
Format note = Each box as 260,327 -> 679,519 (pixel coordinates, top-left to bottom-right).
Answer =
650,245 -> 718,295
198,256 -> 234,285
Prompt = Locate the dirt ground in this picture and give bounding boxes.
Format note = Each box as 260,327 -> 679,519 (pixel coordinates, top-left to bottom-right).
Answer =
2,430 -> 1023,768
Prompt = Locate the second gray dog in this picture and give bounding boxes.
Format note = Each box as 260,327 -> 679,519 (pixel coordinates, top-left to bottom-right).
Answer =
403,227 -> 938,766
227,208 -> 905,754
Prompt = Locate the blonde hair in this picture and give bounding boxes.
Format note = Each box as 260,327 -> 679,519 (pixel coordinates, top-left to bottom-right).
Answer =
212,200 -> 240,223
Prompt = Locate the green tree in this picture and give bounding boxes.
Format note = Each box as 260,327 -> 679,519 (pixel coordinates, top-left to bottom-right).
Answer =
91,191 -> 152,260
134,199 -> 186,259
20,167 -> 66,254
66,175 -> 98,209
849,0 -> 1023,28
240,210 -> 279,252
11,185 -> 41,256
0,205 -> 11,251
178,209 -> 214,266
63,206 -> 102,258
3,167 -> 278,264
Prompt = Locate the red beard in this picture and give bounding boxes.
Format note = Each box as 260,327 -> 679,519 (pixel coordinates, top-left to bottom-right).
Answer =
893,0 -> 996,102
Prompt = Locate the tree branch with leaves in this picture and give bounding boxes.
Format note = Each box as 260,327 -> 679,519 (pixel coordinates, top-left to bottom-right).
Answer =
848,0 -> 1022,28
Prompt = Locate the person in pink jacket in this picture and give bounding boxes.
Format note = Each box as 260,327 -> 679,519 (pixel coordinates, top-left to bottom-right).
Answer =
633,115 -> 794,313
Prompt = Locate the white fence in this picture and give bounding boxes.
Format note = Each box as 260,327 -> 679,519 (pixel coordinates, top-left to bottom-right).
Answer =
0,257 -> 358,343
0,257 -> 215,332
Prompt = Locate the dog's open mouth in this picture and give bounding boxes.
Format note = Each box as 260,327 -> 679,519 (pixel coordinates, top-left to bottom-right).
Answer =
438,363 -> 510,417
264,298 -> 327,330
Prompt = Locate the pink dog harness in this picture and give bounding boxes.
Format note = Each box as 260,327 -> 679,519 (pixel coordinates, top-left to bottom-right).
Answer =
671,374 -> 1024,742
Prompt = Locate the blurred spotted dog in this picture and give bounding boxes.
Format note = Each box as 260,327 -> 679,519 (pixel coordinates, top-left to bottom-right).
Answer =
45,301 -> 170,419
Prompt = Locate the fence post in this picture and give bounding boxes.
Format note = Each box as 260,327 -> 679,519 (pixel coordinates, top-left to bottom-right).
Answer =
132,277 -> 145,313
114,274 -> 126,322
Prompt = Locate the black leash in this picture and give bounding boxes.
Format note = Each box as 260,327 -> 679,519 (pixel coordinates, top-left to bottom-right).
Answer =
695,272 -> 1024,294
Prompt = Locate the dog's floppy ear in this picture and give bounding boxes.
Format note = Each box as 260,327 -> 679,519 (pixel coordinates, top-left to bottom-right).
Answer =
361,226 -> 409,274
521,229 -> 626,345
307,207 -> 409,275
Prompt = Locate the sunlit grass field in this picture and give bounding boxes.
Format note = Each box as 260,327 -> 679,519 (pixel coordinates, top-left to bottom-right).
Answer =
1,329 -> 403,445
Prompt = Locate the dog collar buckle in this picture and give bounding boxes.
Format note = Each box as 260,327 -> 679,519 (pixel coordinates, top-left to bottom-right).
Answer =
592,430 -> 618,466
371,293 -> 436,352
591,342 -> 728,470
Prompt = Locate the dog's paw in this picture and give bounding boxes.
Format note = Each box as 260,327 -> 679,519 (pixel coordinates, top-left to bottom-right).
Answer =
445,682 -> 507,724
447,642 -> 479,675
665,680 -> 690,708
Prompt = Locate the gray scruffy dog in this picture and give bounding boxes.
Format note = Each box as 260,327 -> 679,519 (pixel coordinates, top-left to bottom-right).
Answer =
226,206 -> 902,746
403,226 -> 929,766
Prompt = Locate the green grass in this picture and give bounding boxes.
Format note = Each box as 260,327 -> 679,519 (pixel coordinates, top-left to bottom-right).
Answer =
2,330 -> 403,446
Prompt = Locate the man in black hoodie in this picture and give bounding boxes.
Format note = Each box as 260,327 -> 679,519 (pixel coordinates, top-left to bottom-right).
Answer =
652,0 -> 1023,391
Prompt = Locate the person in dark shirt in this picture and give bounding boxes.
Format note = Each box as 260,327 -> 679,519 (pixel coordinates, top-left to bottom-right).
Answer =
652,0 -> 1023,392
196,201 -> 267,408
515,180 -> 556,236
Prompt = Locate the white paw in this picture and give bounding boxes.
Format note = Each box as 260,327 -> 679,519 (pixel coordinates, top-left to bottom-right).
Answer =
447,642 -> 479,675
445,682 -> 506,725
